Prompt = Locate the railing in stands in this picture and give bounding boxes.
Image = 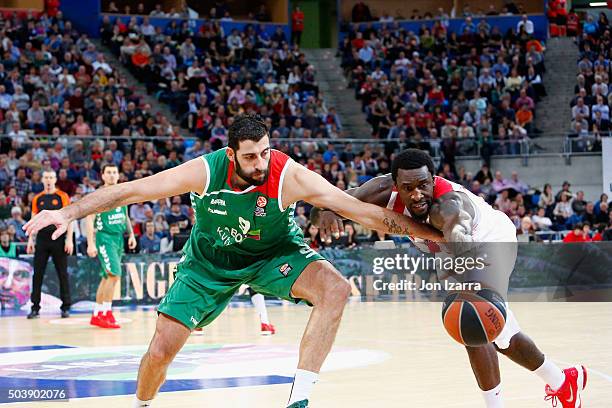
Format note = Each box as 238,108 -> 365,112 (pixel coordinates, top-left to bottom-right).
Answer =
0,133 -> 604,160
564,134 -> 607,155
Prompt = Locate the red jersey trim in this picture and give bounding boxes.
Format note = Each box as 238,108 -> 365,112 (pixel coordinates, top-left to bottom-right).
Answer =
433,176 -> 454,199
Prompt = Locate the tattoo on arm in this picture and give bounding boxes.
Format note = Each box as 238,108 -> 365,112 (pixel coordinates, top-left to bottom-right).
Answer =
382,217 -> 412,236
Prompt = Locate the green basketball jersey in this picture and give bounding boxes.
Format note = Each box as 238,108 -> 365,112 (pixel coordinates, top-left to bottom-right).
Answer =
183,148 -> 304,265
95,206 -> 128,237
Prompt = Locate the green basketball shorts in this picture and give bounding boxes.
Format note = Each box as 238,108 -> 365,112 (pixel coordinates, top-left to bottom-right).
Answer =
157,240 -> 326,330
96,234 -> 124,278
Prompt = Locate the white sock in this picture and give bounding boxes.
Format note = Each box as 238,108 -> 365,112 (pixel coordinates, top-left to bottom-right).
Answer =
482,383 -> 504,408
133,397 -> 153,407
103,302 -> 112,313
534,356 -> 565,391
288,369 -> 318,405
93,303 -> 103,315
251,293 -> 270,324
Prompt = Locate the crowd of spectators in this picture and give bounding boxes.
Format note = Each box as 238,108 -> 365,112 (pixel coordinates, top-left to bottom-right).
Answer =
567,11 -> 612,152
103,1 -> 274,24
339,9 -> 546,168
100,11 -> 329,149
348,1 -> 525,23
0,10 -> 609,255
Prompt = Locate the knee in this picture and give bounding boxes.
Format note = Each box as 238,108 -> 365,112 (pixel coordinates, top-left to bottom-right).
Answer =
146,342 -> 174,367
318,269 -> 351,310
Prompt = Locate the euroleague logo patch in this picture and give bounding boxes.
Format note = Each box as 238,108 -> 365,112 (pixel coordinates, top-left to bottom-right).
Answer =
255,196 -> 267,217
278,263 -> 293,277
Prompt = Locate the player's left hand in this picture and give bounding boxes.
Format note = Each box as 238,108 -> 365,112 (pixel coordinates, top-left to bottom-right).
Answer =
448,224 -> 474,256
64,240 -> 74,255
128,235 -> 137,250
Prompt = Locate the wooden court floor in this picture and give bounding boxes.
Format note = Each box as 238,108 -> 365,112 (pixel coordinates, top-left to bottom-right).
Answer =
0,301 -> 610,407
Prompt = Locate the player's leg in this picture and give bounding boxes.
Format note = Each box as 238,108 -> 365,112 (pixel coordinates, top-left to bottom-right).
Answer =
465,345 -> 503,407
246,286 -> 275,335
290,261 -> 350,373
495,322 -> 586,407
248,242 -> 349,407
104,272 -> 120,323
91,278 -> 107,325
138,263 -> 239,406
50,238 -> 70,315
102,240 -> 123,325
135,312 -> 191,406
461,240 -> 585,407
28,240 -> 50,318
448,241 -> 516,407
92,241 -> 120,328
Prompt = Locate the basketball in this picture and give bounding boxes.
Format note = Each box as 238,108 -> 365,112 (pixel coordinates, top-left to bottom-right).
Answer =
442,288 -> 507,347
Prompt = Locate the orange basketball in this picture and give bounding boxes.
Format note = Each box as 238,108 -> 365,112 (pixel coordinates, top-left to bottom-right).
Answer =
441,288 -> 507,346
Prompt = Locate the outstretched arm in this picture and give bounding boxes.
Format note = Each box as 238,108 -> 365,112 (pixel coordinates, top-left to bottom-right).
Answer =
429,191 -> 475,253
24,158 -> 207,239
310,174 -> 394,241
283,162 -> 443,242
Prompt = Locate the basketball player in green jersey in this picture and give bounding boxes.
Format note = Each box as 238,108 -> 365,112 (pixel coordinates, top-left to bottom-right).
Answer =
86,164 -> 137,329
24,114 -> 442,408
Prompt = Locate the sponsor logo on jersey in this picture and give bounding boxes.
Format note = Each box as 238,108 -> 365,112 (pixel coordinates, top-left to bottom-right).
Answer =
256,196 -> 267,208
255,196 -> 268,217
278,263 -> 292,277
207,208 -> 228,216
210,198 -> 226,206
247,229 -> 261,240
238,217 -> 251,235
254,207 -> 266,217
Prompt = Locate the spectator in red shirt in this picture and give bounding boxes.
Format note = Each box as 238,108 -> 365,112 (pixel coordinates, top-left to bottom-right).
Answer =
592,224 -> 605,241
414,105 -> 432,133
55,169 -> 76,196
351,32 -> 365,50
291,5 -> 304,46
563,223 -> 591,243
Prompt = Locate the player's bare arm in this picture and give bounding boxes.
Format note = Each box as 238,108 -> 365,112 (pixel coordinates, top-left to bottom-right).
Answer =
85,214 -> 97,258
283,162 -> 443,242
126,213 -> 137,250
429,191 -> 476,253
24,158 -> 207,239
310,174 -> 394,240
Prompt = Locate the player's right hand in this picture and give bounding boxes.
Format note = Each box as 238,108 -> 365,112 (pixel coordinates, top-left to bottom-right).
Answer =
23,209 -> 70,240
311,208 -> 345,243
87,245 -> 98,258
26,241 -> 35,254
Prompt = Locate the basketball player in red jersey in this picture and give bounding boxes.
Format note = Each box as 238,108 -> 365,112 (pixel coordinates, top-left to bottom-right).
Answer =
312,149 -> 586,408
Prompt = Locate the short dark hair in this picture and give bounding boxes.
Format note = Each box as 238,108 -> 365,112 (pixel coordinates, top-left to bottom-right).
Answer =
391,149 -> 435,182
102,163 -> 118,173
228,114 -> 268,151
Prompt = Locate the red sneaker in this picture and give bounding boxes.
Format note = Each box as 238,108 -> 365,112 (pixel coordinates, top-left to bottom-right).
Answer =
105,311 -> 118,325
90,312 -> 120,329
261,323 -> 276,335
90,312 -> 105,327
545,365 -> 587,408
